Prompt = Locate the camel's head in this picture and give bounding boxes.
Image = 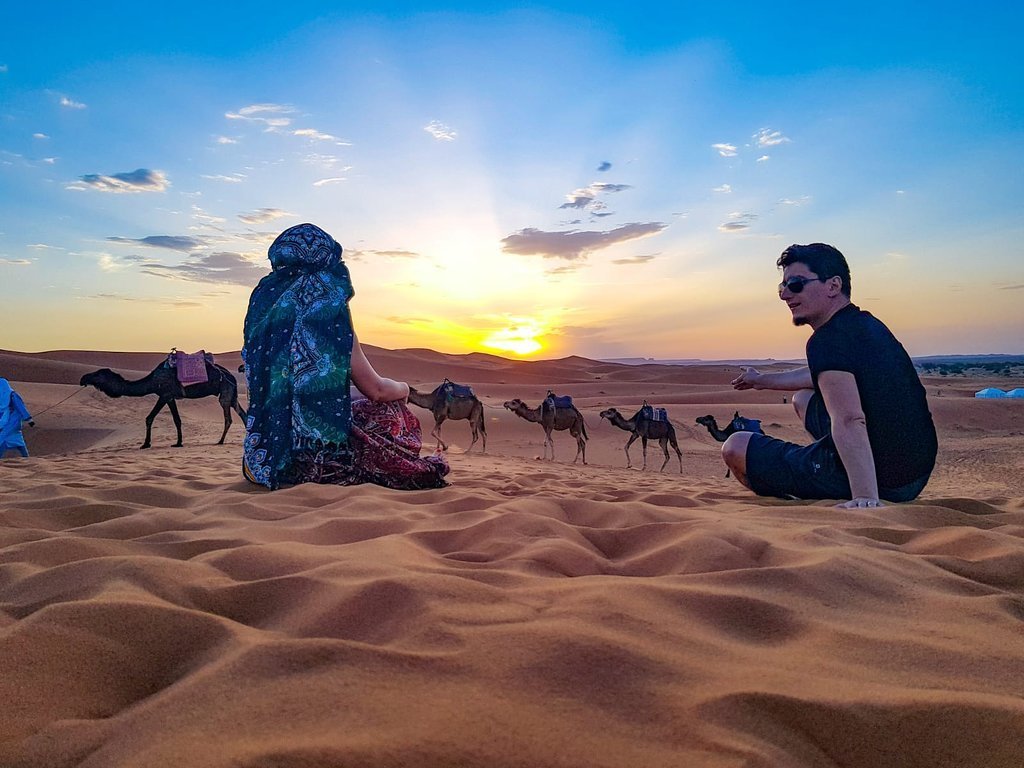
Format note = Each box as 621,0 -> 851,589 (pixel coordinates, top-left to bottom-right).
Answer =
599,408 -> 620,421
695,415 -> 716,428
503,398 -> 524,412
80,368 -> 122,396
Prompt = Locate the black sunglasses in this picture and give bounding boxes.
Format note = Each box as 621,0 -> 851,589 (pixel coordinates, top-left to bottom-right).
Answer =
778,275 -> 828,295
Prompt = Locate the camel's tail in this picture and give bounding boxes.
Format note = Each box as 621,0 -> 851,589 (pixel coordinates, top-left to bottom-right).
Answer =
581,414 -> 589,440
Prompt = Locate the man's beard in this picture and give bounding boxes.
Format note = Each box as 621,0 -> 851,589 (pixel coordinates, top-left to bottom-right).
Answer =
792,316 -> 809,327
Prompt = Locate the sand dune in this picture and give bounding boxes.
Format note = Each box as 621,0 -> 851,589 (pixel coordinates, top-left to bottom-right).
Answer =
2,348 -> 1023,767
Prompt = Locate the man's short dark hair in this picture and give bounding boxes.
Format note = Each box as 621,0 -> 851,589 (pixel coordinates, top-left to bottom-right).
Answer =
777,243 -> 851,298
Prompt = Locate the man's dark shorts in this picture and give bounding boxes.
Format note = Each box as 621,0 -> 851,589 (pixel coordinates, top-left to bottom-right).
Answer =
744,392 -> 929,502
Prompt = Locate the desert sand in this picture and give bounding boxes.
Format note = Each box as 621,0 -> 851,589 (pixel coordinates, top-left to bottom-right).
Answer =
2,346 -> 1023,768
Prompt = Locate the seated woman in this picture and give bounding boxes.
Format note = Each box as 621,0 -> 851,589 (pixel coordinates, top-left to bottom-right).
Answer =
241,223 -> 449,490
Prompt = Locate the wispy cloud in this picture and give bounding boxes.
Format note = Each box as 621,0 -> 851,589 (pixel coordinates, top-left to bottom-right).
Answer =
0,258 -> 31,266
313,177 -> 346,187
546,264 -> 582,275
140,251 -> 266,286
754,128 -> 791,147
293,128 -> 350,145
107,235 -> 205,251
33,133 -> 48,140
597,161 -> 612,172
424,120 -> 457,141
779,195 -> 811,206
238,208 -> 290,225
501,222 -> 667,261
718,212 -> 758,232
757,155 -> 770,163
225,103 -> 294,130
59,95 -> 87,110
999,284 -> 1024,290
559,182 -> 632,210
611,254 -> 657,265
713,184 -> 732,194
87,292 -> 204,309
201,173 -> 246,183
66,168 -> 169,193
27,243 -> 64,251
712,143 -> 737,157
215,136 -> 238,145
346,248 -> 422,260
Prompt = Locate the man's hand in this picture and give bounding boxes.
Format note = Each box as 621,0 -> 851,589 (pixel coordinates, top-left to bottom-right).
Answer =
731,367 -> 762,390
28,420 -> 35,427
837,497 -> 884,509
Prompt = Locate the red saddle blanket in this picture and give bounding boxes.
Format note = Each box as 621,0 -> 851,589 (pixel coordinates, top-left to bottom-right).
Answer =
172,350 -> 211,386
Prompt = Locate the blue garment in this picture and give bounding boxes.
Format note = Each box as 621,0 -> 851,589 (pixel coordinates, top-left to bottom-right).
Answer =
0,378 -> 32,457
241,224 -> 356,489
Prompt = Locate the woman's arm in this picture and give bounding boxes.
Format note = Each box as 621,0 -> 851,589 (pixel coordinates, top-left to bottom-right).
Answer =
350,332 -> 410,403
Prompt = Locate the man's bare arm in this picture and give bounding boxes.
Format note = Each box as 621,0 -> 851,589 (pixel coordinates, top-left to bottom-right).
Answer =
731,366 -> 813,391
818,370 -> 881,508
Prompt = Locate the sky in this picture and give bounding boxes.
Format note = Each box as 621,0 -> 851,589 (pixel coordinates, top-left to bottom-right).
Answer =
2,1 -> 1022,361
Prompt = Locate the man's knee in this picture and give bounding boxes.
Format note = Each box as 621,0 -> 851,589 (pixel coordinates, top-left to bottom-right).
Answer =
792,389 -> 814,422
722,432 -> 750,470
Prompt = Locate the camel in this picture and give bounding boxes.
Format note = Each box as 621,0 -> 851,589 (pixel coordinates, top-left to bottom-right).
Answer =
599,406 -> 683,473
503,397 -> 588,464
408,381 -> 486,453
80,361 -> 246,449
696,412 -> 765,477
695,411 -> 763,442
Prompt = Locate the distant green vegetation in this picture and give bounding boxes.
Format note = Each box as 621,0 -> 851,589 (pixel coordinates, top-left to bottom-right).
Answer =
916,361 -> 1024,377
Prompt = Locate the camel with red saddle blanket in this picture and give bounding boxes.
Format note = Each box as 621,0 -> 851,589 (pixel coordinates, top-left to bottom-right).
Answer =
79,350 -> 246,449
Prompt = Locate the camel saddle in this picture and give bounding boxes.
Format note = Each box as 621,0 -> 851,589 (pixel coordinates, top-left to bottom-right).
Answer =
730,412 -> 764,434
168,349 -> 214,386
637,403 -> 669,423
440,378 -> 475,401
543,393 -> 574,411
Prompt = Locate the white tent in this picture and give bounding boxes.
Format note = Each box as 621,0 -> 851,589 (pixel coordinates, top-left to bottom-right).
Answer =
1006,388 -> 1024,398
975,388 -> 1007,398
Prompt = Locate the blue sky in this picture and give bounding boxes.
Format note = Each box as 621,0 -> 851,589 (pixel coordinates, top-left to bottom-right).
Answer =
2,2 -> 1021,359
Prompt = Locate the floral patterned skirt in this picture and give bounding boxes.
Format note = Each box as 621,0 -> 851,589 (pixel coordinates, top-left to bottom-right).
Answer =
287,399 -> 449,490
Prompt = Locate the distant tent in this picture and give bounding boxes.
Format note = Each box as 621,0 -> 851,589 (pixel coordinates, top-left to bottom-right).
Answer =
974,388 -> 1007,398
1006,388 -> 1024,398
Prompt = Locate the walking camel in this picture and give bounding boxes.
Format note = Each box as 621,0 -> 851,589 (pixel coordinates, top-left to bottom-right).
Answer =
80,361 -> 246,449
600,406 -> 683,473
503,397 -> 588,464
408,381 -> 486,453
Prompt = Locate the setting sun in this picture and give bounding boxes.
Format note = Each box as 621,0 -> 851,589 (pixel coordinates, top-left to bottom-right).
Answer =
481,320 -> 546,356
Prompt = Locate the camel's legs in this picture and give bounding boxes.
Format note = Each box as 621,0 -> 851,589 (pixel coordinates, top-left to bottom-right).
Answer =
576,432 -> 587,465
543,427 -> 554,461
623,433 -> 639,468
640,436 -> 649,471
430,416 -> 448,452
218,404 -> 232,445
142,397 -> 171,449
167,400 -> 184,447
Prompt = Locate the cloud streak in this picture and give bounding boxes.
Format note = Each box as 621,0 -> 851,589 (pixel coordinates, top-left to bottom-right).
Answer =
67,168 -> 169,193
107,235 -> 205,251
501,222 -> 667,260
424,120 -> 457,141
238,208 -> 291,225
140,251 -> 266,286
718,212 -> 758,232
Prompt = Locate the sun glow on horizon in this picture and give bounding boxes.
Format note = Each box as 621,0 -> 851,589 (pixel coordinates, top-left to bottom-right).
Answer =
480,318 -> 547,356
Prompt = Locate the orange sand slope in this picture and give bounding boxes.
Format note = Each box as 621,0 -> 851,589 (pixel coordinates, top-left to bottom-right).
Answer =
2,348 -> 1024,767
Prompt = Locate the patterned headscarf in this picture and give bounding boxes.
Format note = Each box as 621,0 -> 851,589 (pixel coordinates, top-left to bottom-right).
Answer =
242,223 -> 355,488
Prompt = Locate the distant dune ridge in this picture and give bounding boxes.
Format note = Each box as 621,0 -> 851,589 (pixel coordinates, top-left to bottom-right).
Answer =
2,347 -> 1024,767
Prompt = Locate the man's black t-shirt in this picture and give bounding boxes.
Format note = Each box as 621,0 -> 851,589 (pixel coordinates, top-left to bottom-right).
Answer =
807,304 -> 937,488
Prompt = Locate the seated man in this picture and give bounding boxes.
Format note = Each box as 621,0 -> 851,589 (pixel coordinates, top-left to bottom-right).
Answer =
723,243 -> 937,508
